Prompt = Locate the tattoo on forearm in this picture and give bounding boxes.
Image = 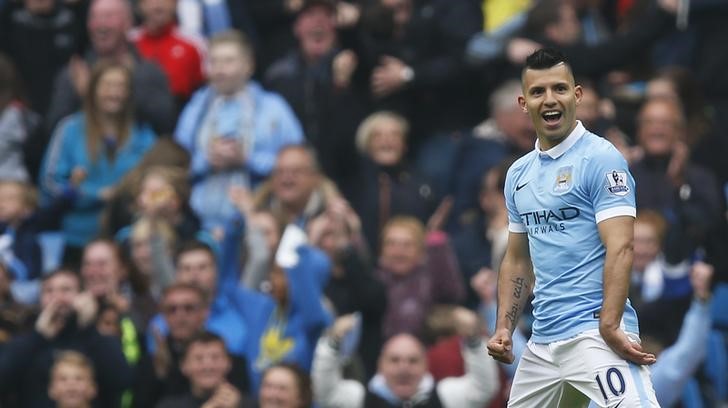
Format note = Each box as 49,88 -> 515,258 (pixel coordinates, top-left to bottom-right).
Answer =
505,277 -> 528,326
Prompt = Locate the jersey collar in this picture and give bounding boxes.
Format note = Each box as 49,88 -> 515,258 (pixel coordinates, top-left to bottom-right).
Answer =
535,121 -> 586,159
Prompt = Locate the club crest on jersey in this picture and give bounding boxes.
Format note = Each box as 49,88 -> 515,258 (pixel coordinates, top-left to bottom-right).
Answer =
606,170 -> 629,196
553,166 -> 573,193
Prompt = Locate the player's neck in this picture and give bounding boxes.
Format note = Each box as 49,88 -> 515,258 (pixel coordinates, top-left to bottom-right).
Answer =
537,122 -> 578,151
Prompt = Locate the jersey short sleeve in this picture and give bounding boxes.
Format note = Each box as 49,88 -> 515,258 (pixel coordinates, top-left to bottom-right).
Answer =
505,165 -> 527,233
586,144 -> 636,223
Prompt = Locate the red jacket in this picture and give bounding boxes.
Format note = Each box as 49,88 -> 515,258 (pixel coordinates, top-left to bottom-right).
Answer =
132,24 -> 205,99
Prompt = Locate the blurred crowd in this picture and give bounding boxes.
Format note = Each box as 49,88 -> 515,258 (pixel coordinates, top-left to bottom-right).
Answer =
0,0 -> 727,406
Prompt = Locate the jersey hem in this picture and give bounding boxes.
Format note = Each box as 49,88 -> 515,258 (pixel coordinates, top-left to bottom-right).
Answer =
530,322 -> 641,344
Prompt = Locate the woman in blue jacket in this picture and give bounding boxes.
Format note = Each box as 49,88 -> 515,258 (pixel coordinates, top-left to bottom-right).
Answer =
40,61 -> 156,263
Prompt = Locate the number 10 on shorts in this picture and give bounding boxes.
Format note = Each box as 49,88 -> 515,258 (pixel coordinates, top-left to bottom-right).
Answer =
596,367 -> 626,402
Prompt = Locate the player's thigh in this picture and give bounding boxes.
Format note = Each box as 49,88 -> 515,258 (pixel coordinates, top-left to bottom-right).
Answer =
562,332 -> 658,407
508,343 -> 563,408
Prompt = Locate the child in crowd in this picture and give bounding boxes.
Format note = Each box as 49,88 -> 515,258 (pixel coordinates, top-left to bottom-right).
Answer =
156,331 -> 248,408
0,179 -> 72,303
47,351 -> 98,408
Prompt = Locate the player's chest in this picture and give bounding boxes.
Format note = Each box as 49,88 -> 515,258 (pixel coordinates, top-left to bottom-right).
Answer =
514,160 -> 588,212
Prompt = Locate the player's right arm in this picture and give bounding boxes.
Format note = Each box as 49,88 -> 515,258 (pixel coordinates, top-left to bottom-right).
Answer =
487,231 -> 534,364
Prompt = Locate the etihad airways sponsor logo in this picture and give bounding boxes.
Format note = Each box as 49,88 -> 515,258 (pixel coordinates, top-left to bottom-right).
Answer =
519,207 -> 580,234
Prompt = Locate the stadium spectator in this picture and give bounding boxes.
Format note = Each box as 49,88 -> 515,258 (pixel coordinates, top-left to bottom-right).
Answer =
227,185 -> 278,291
376,216 -> 464,338
40,61 -> 156,264
135,285 -> 249,407
0,178 -> 77,305
353,0 -> 483,138
45,0 -> 175,135
0,179 -> 72,303
312,312 -> 499,407
343,111 -> 438,253
308,198 -> 386,378
646,66 -> 728,186
0,0 -> 86,117
113,165 -> 206,293
0,54 -> 35,182
631,98 -> 724,270
101,139 -> 192,237
221,224 -> 333,393
146,241 -> 249,358
131,0 -> 206,109
0,269 -> 131,408
265,0 -> 367,184
81,239 -> 158,333
447,80 -> 535,229
453,158 -> 513,308
155,331 -> 248,408
146,236 -> 331,394
175,30 -> 303,232
246,0 -> 305,75
259,363 -> 313,408
502,0 -> 679,79
253,145 -> 341,230
0,262 -> 35,347
48,351 -> 98,408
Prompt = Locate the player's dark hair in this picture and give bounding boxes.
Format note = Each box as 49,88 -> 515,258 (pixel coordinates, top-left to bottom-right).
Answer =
525,48 -> 570,71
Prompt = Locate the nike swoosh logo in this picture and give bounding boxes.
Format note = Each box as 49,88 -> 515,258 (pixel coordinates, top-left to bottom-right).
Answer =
516,182 -> 529,191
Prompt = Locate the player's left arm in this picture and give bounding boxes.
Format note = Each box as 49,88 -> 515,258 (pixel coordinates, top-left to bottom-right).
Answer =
597,216 -> 655,363
591,144 -> 656,365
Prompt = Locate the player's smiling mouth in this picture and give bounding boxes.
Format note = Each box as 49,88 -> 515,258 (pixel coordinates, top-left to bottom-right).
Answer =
541,110 -> 563,128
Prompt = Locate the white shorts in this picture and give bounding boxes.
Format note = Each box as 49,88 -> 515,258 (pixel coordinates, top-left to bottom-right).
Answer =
507,330 -> 659,408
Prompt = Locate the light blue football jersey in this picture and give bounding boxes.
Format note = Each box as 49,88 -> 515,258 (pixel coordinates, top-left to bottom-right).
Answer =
505,121 -> 639,343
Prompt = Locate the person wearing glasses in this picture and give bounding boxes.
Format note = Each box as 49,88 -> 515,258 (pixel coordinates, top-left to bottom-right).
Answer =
134,282 -> 249,407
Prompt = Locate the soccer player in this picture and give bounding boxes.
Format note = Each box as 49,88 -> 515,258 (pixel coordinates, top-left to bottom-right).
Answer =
487,48 -> 659,407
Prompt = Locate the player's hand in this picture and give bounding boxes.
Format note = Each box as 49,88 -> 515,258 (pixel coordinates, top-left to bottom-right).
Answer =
487,328 -> 514,364
600,326 -> 656,365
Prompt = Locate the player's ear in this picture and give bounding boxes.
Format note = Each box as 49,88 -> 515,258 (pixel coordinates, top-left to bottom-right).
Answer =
574,85 -> 583,105
518,95 -> 527,113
